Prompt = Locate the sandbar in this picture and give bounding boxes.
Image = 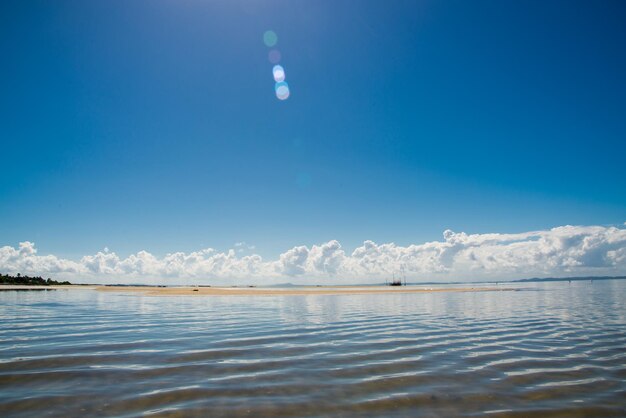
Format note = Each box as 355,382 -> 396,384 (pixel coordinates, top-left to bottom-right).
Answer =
0,284 -> 516,296
95,285 -> 514,296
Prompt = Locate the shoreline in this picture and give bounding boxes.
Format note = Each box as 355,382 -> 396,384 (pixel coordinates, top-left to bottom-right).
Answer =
0,285 -> 98,291
0,284 -> 516,296
95,285 -> 514,296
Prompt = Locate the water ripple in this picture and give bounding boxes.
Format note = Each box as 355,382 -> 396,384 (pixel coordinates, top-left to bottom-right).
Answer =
1,281 -> 625,417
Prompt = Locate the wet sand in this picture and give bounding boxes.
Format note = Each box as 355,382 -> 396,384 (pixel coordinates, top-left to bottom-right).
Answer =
0,284 -> 515,296
94,285 -> 513,296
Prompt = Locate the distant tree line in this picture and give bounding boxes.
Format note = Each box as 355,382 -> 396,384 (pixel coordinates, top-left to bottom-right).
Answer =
0,273 -> 71,286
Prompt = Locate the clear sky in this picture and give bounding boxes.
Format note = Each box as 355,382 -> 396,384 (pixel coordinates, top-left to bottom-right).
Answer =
1,1 -> 625,283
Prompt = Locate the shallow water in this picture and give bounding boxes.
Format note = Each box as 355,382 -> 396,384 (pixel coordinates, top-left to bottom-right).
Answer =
1,281 -> 625,417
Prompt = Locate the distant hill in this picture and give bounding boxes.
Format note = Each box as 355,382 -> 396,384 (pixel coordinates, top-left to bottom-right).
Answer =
265,283 -> 299,288
512,276 -> 626,283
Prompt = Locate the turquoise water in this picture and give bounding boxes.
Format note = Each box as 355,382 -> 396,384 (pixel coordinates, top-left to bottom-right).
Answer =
1,281 -> 625,417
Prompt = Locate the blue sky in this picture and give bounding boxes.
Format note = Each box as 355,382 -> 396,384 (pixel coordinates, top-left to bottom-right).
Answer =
1,0 -> 625,264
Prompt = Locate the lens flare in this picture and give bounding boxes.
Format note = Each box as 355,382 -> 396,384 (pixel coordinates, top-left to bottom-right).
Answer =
268,49 -> 281,64
274,81 -> 288,91
273,65 -> 286,82
264,31 -> 290,101
263,30 -> 277,47
275,81 -> 290,100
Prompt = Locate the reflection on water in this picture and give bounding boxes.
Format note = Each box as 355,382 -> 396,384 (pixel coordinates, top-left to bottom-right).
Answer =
1,281 -> 625,417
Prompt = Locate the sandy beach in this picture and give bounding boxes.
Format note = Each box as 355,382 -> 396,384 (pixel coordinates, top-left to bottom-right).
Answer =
0,284 -> 515,296
93,285 -> 514,296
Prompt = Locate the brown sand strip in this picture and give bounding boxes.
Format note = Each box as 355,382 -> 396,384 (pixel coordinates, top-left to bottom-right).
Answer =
95,285 -> 514,297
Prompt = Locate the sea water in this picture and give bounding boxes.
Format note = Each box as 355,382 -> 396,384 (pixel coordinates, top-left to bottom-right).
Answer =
1,281 -> 625,417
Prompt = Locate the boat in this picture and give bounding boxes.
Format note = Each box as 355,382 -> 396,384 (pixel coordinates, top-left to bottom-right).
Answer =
387,273 -> 406,286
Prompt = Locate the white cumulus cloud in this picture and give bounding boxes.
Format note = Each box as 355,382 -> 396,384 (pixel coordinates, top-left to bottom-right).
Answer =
1,224 -> 625,284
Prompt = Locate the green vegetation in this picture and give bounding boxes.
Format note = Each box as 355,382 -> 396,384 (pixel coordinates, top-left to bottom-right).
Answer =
0,273 -> 71,286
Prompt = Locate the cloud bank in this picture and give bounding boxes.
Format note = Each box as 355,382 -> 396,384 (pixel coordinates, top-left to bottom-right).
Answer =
1,224 -> 625,284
